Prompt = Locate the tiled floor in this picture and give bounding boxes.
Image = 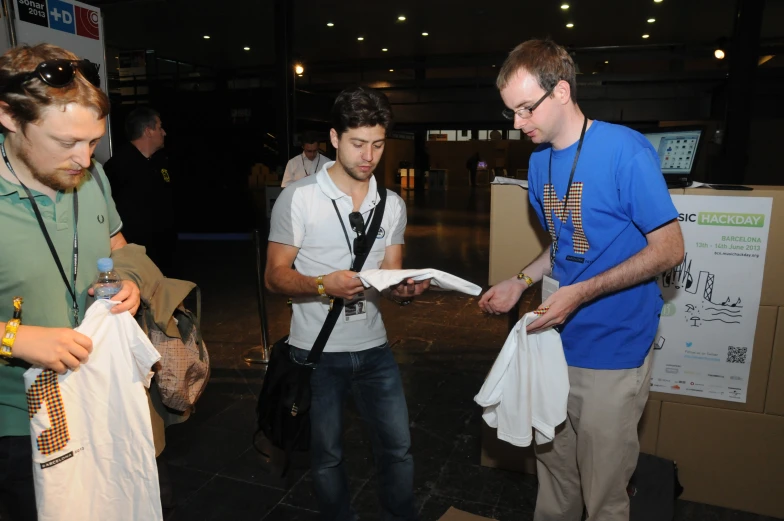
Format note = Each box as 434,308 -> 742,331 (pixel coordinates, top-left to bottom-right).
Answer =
162,186 -> 777,521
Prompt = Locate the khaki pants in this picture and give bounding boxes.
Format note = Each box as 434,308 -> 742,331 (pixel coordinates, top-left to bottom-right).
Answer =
534,350 -> 653,521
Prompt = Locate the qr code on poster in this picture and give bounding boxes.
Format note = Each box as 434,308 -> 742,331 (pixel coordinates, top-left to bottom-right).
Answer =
727,346 -> 748,364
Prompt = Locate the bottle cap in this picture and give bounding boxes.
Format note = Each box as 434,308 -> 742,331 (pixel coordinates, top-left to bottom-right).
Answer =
97,257 -> 113,272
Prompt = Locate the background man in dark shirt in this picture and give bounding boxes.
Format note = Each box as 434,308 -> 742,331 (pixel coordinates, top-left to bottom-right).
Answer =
105,107 -> 176,275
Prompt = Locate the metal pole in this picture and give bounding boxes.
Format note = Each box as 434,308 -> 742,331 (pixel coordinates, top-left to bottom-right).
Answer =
3,0 -> 18,47
242,229 -> 270,364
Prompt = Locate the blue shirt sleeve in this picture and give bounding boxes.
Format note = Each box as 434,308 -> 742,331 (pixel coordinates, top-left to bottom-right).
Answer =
616,147 -> 679,234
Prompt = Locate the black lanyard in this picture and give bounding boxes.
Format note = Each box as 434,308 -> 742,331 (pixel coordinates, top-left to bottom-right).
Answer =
332,200 -> 374,270
1,141 -> 80,326
548,116 -> 588,271
301,154 -> 320,177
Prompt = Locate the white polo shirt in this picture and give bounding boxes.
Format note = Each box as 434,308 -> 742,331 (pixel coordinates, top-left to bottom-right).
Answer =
269,163 -> 407,352
281,152 -> 331,187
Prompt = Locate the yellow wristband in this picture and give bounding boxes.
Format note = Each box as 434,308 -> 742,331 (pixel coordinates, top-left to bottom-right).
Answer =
317,275 -> 328,297
1,318 -> 20,358
517,271 -> 534,287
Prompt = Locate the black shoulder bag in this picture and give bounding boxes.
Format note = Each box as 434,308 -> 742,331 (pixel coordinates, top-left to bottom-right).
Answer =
255,187 -> 387,475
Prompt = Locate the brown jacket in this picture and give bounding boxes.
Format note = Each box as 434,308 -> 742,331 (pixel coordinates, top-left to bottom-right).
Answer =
112,244 -> 197,455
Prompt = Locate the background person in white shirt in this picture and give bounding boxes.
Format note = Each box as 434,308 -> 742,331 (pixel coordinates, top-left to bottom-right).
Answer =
280,131 -> 331,187
266,86 -> 429,521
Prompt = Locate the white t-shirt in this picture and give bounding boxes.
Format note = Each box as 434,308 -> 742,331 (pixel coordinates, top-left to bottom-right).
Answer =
24,299 -> 163,521
357,268 -> 482,296
281,152 -> 331,187
474,312 -> 570,447
269,163 -> 407,352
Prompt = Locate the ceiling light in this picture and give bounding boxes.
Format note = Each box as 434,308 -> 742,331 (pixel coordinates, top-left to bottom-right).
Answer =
243,47 -> 250,51
203,35 -> 210,39
297,74 -> 303,77
642,34 -> 650,39
491,64 -> 496,67
294,64 -> 304,75
714,49 -> 726,60
389,69 -> 394,72
561,3 -> 569,9
648,18 -> 656,23
398,15 -> 406,21
422,32 -> 429,36
327,22 -> 334,27
357,36 -> 364,41
654,0 -> 663,2
605,60 -> 609,64
382,48 -> 388,52
566,23 -> 574,28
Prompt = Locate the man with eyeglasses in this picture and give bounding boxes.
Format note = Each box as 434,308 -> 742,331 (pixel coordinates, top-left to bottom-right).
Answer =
265,86 -> 429,521
479,39 -> 684,521
281,130 -> 331,188
0,44 -> 144,520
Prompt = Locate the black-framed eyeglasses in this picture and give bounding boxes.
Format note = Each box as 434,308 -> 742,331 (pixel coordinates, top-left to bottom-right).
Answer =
2,59 -> 101,93
349,211 -> 368,255
501,88 -> 553,120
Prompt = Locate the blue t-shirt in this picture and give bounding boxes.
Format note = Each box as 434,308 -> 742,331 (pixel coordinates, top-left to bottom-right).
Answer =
529,120 -> 678,370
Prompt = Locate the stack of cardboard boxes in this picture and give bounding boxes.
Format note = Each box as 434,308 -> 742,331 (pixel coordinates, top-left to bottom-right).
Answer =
248,163 -> 278,189
485,184 -> 784,518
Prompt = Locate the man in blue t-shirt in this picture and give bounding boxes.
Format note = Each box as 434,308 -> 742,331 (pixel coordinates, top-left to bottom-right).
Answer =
479,39 -> 684,521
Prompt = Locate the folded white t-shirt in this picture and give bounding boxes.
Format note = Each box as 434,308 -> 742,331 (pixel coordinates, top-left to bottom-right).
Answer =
356,268 -> 482,296
474,311 -> 569,447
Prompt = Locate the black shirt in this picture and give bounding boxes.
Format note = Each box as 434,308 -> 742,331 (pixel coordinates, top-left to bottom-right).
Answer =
104,143 -> 176,272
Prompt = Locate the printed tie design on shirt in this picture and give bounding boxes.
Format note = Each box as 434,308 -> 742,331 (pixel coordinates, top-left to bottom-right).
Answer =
26,370 -> 70,455
543,182 -> 589,255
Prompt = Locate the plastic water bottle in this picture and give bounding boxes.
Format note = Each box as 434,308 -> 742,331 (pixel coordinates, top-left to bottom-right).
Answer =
93,258 -> 122,300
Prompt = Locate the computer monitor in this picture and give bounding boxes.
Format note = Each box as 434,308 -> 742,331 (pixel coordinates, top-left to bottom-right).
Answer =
477,161 -> 488,169
641,126 -> 704,187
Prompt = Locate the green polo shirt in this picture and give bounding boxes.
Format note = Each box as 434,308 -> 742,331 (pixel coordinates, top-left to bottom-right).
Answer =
0,142 -> 122,437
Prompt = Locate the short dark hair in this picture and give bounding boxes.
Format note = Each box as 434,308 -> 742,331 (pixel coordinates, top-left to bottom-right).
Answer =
0,44 -> 109,133
330,86 -> 393,137
302,131 -> 319,145
125,106 -> 160,141
496,39 -> 577,102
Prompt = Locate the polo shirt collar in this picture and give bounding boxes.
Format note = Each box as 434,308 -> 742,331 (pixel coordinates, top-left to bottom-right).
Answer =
316,161 -> 380,212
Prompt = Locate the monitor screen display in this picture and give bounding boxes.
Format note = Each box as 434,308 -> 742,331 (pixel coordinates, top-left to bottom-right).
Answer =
477,161 -> 488,169
642,129 -> 702,175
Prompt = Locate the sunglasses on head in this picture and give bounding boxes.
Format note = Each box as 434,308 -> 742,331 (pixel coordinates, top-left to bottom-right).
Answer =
2,59 -> 101,92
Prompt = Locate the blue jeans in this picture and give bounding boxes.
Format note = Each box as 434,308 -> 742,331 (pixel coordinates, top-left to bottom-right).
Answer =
292,343 -> 417,521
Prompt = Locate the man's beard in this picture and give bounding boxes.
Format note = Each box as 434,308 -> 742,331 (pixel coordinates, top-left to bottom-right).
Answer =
337,150 -> 375,182
17,146 -> 84,191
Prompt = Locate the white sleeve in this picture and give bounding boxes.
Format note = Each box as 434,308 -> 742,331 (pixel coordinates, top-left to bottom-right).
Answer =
281,158 -> 295,187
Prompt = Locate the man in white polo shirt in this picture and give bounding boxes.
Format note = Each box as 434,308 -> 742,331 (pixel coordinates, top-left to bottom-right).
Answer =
266,86 -> 428,521
280,131 -> 331,187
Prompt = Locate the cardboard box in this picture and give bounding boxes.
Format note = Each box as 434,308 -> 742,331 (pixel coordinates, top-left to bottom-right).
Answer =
765,307 -> 784,416
638,399 -> 661,454
650,306 -> 777,413
488,184 -> 550,286
683,185 -> 784,307
480,422 -> 537,475
657,402 -> 784,518
439,507 -> 495,521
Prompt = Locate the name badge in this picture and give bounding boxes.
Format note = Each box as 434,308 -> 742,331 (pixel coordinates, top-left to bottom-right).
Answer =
344,292 -> 368,322
542,272 -> 560,304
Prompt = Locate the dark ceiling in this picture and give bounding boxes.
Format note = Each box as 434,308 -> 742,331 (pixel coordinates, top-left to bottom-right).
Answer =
91,0 -> 784,70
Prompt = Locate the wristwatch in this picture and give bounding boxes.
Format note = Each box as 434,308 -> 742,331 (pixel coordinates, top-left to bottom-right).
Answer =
517,271 -> 534,287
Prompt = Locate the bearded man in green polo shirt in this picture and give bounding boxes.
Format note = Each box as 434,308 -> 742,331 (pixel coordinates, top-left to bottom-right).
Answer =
0,43 -> 142,520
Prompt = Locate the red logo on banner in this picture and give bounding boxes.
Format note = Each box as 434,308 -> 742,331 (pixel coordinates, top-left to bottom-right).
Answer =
75,6 -> 100,40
